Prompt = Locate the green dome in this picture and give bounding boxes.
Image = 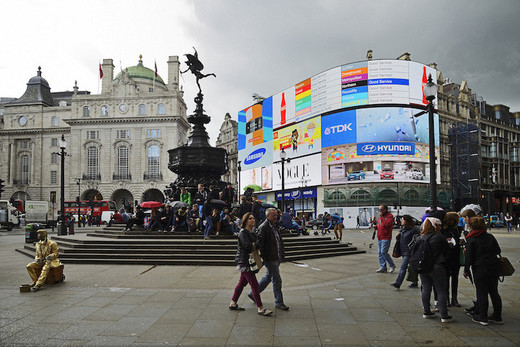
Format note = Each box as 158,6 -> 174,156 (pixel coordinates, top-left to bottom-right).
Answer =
115,56 -> 165,85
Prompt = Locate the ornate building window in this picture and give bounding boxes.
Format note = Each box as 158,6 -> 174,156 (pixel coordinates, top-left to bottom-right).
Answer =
147,145 -> 160,178
51,152 -> 58,164
116,130 -> 130,139
83,106 -> 90,117
51,170 -> 57,184
117,146 -> 129,179
87,146 -> 99,178
51,138 -> 58,147
147,129 -> 160,138
51,116 -> 58,126
158,103 -> 165,115
138,104 -> 146,115
21,155 -> 30,184
101,105 -> 109,116
87,131 -> 99,140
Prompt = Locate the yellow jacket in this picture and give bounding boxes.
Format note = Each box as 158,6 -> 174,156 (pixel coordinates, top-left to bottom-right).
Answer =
35,239 -> 62,267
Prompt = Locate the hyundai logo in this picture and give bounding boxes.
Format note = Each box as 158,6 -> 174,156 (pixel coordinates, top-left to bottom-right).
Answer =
361,144 -> 376,153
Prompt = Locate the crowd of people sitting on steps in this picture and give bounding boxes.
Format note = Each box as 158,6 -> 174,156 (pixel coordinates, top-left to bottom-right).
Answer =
109,183 -> 313,239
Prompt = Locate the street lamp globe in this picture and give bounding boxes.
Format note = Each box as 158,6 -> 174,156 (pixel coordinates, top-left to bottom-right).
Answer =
280,148 -> 287,160
424,74 -> 437,101
59,135 -> 67,150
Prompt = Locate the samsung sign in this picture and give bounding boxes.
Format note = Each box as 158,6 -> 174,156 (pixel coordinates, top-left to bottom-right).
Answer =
244,148 -> 266,165
357,142 -> 415,155
321,110 -> 357,147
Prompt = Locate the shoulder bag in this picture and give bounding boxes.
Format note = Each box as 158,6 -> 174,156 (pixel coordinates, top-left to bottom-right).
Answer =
249,243 -> 263,273
497,255 -> 515,278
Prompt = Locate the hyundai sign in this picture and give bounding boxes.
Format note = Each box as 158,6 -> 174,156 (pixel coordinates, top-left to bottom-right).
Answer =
357,142 -> 415,155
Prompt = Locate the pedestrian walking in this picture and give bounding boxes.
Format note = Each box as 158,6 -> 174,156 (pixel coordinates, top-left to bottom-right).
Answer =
229,212 -> 273,316
248,207 -> 290,311
374,204 -> 395,273
390,215 -> 419,289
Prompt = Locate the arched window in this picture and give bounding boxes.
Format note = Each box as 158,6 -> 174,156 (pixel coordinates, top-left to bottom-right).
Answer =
147,145 -> 160,179
87,146 -> 99,179
378,188 -> 397,201
117,146 -> 129,179
351,189 -> 372,201
328,190 -> 346,201
51,116 -> 58,126
83,106 -> 90,117
21,155 -> 30,184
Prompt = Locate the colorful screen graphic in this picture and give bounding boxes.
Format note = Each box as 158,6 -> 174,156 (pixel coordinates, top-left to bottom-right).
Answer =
273,116 -> 322,160
295,78 -> 311,119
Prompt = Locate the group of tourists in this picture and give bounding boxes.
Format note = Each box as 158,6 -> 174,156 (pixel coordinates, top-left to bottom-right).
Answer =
374,203 -> 504,325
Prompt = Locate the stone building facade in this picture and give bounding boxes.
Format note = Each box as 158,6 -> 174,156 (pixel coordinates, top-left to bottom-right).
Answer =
215,112 -> 238,190
0,55 -> 189,210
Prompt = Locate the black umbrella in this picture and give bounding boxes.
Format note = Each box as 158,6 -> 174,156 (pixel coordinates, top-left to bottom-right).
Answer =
169,201 -> 190,210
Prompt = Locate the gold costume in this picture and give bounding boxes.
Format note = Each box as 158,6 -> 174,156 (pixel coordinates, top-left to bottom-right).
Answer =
26,230 -> 63,288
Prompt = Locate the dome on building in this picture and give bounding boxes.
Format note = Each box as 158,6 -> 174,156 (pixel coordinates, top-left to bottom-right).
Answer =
28,67 -> 50,88
115,55 -> 165,85
8,66 -> 53,106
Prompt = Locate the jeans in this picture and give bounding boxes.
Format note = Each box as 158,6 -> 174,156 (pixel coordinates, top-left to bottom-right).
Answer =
204,216 -> 213,237
420,264 -> 448,317
378,239 -> 395,270
394,255 -> 413,287
251,260 -> 284,306
232,271 -> 262,308
506,222 -> 512,233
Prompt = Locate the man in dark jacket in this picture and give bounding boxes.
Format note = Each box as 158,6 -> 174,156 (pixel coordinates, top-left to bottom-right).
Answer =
221,182 -> 235,209
238,196 -> 253,220
248,208 -> 290,311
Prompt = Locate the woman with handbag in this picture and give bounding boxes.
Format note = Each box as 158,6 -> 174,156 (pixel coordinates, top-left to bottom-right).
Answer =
390,215 -> 419,290
229,212 -> 273,316
463,216 -> 502,325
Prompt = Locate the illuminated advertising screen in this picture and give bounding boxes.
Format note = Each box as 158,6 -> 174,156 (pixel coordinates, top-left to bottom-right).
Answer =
273,153 -> 322,191
239,166 -> 273,193
272,86 -> 296,129
320,106 -> 439,185
273,116 -> 322,160
238,97 -> 273,170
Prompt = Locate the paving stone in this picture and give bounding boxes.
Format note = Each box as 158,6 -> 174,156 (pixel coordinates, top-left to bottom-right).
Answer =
177,336 -> 228,346
43,338 -> 88,346
50,306 -> 101,323
185,319 -> 235,338
314,309 -> 356,325
350,308 -> 396,322
77,295 -> 117,307
126,301 -> 173,318
84,335 -> 138,346
98,316 -> 158,337
226,326 -> 274,345
274,335 -> 322,346
83,304 -> 138,321
157,307 -> 204,324
55,320 -> 111,340
135,322 -> 191,344
403,326 -> 467,346
317,324 -> 368,345
359,321 -> 413,341
274,318 -> 319,337
458,335 -> 517,346
310,297 -> 347,310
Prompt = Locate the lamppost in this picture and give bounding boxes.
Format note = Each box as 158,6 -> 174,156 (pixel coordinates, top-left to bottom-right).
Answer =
237,160 -> 242,202
58,135 -> 67,235
280,148 -> 287,212
75,178 -> 81,228
415,74 -> 438,212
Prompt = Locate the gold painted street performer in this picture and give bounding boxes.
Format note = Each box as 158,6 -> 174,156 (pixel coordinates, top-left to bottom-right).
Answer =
26,229 -> 63,292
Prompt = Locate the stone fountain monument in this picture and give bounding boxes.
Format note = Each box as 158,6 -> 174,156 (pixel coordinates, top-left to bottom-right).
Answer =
168,49 -> 228,194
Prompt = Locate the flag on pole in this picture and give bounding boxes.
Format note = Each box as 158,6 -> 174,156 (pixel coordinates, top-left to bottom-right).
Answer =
99,63 -> 103,79
153,60 -> 157,92
154,61 -> 158,77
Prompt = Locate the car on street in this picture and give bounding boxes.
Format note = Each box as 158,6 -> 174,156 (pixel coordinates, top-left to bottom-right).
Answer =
406,168 -> 424,180
347,170 -> 366,181
380,168 -> 394,180
306,216 -> 326,230
393,215 -> 422,228
488,215 -> 504,228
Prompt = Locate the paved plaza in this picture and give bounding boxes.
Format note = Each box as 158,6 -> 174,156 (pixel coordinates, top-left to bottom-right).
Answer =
0,227 -> 519,346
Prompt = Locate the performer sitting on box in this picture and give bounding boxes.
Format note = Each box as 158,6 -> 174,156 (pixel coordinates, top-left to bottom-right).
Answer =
26,229 -> 63,292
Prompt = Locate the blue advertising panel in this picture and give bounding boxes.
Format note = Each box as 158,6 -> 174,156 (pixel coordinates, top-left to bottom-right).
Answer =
275,187 -> 317,201
321,110 -> 357,148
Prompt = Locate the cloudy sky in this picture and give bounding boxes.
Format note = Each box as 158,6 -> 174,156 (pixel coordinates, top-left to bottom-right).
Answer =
1,0 -> 518,144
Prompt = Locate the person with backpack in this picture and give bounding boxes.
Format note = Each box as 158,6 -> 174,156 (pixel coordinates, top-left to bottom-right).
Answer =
463,216 -> 502,326
411,217 -> 452,323
442,212 -> 463,307
390,215 -> 419,290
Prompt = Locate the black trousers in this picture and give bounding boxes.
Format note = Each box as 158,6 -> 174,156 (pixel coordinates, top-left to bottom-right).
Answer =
473,266 -> 502,320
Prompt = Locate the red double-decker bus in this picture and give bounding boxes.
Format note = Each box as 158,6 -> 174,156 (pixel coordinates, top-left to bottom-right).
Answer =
64,200 -> 117,217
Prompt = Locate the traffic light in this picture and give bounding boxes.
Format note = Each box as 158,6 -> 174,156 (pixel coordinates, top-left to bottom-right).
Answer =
50,191 -> 56,204
0,179 -> 5,199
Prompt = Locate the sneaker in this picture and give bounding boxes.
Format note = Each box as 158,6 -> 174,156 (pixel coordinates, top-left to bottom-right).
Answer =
441,315 -> 453,323
472,316 -> 489,326
247,293 -> 255,302
432,301 -> 439,312
376,268 -> 387,273
488,316 -> 503,324
390,283 -> 400,290
423,312 -> 436,319
408,283 -> 418,288
464,307 -> 478,316
388,266 -> 395,273
276,303 -> 290,311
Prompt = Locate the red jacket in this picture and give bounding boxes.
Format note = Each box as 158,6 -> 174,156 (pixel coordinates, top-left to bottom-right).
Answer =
376,212 -> 394,240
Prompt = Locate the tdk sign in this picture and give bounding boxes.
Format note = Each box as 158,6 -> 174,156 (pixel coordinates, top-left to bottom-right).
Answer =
244,148 -> 266,165
322,110 -> 357,147
357,142 -> 415,155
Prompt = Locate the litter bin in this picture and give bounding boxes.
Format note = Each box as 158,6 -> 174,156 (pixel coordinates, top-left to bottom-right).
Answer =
25,223 -> 43,243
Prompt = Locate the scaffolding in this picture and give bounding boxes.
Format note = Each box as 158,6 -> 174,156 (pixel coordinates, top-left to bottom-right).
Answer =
448,122 -> 480,211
